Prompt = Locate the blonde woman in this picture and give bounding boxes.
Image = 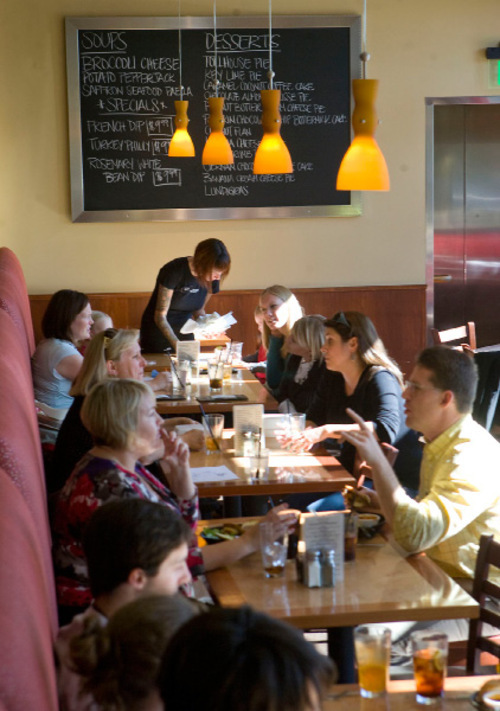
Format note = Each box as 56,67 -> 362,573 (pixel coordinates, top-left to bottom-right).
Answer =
285,312 -> 421,493
259,285 -> 304,389
52,379 -> 296,614
274,315 -> 326,414
51,328 -> 200,493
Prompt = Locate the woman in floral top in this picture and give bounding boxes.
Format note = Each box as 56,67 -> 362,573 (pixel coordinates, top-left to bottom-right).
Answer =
52,379 -> 296,618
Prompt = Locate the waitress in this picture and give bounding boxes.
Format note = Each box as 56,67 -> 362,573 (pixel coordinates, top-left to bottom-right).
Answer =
140,238 -> 231,352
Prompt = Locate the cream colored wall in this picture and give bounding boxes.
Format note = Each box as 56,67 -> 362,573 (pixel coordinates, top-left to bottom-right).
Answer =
1,0 -> 498,294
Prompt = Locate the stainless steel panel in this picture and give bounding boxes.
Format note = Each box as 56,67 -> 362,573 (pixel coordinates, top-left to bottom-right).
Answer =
464,104 -> 500,345
433,104 -> 466,330
428,97 -> 500,347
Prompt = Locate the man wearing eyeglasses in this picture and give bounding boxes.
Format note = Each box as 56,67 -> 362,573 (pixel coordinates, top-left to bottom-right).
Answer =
343,345 -> 500,657
343,345 -> 500,582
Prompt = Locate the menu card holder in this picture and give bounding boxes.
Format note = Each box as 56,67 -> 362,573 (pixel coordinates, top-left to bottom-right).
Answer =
176,341 -> 200,363
300,511 -> 345,582
233,404 -> 264,456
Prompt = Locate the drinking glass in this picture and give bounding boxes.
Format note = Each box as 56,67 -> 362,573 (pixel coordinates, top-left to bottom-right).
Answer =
344,512 -> 359,561
203,414 -> 224,453
259,522 -> 287,578
411,631 -> 448,704
354,625 -> 391,698
208,358 -> 224,391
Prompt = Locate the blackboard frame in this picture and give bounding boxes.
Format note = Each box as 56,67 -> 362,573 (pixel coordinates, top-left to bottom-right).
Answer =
65,15 -> 361,222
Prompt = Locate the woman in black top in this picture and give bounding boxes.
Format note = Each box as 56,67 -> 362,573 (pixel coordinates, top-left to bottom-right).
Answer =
286,311 -> 421,493
140,238 -> 230,352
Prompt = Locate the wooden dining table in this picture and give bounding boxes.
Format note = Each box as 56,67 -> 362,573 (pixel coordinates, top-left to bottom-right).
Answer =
323,676 -> 498,710
190,442 -> 355,500
150,365 -> 278,415
206,535 -> 479,682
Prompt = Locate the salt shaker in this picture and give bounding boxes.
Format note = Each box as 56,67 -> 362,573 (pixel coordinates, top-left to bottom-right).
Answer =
304,550 -> 322,588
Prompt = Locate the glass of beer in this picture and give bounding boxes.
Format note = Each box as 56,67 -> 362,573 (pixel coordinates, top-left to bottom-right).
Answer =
354,625 -> 391,698
411,631 -> 448,704
259,522 -> 287,578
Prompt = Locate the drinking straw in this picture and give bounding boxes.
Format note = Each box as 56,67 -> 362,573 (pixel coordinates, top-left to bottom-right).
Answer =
256,426 -> 262,480
196,398 -> 221,451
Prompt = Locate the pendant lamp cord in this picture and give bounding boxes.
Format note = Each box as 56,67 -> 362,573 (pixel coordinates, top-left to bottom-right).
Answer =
268,0 -> 274,89
213,0 -> 218,96
178,0 -> 183,100
360,0 -> 370,79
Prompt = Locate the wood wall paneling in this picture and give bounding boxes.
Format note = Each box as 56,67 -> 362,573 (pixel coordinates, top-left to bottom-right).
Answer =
29,285 -> 426,374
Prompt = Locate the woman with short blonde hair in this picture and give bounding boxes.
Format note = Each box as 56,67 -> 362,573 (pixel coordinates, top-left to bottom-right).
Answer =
51,329 -> 199,494
259,285 -> 304,390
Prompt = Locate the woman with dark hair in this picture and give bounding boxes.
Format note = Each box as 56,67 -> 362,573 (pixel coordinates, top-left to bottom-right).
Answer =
32,289 -> 92,409
284,312 -> 422,495
158,606 -> 335,711
140,238 -> 231,352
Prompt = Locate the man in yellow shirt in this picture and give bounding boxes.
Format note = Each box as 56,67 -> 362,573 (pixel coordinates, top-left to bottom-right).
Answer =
343,346 -> 500,653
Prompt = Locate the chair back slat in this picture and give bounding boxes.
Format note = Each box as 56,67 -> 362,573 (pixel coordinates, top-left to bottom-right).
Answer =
466,534 -> 500,673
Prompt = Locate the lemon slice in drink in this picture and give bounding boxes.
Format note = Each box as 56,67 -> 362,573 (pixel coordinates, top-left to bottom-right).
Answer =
432,649 -> 445,672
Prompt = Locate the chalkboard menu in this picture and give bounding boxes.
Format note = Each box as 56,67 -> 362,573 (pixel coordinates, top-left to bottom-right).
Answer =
65,16 -> 361,222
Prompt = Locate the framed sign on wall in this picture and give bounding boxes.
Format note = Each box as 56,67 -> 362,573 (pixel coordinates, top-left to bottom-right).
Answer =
65,15 -> 361,222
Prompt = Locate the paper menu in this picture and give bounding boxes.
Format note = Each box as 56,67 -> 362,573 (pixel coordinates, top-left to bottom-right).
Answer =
300,511 -> 345,582
233,404 -> 264,456
176,341 -> 200,363
180,311 -> 237,336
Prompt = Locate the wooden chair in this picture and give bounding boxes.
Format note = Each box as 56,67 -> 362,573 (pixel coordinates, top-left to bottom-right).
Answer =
466,534 -> 500,673
430,321 -> 477,350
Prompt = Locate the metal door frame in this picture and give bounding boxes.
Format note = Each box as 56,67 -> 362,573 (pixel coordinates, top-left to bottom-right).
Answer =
425,96 -> 500,340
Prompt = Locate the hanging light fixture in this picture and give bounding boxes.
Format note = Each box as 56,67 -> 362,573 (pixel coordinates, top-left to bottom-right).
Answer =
168,0 -> 195,157
202,0 -> 234,165
336,0 -> 390,191
253,0 -> 293,175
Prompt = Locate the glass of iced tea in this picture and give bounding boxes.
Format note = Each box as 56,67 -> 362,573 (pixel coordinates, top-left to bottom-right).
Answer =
344,511 -> 359,561
259,522 -> 287,578
411,631 -> 448,704
208,358 -> 224,392
354,625 -> 391,698
202,414 -> 224,454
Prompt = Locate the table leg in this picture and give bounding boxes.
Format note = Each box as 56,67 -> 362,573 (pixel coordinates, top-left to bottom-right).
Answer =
327,626 -> 356,683
223,496 -> 242,517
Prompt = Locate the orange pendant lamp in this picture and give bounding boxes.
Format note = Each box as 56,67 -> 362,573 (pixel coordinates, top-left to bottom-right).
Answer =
169,100 -> 195,157
202,97 -> 234,165
336,78 -> 389,191
202,2 -> 234,166
168,1 -> 195,158
253,0 -> 293,175
336,0 -> 390,191
253,88 -> 292,174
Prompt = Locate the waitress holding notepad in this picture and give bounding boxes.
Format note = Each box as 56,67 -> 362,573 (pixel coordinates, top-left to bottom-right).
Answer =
140,238 -> 231,352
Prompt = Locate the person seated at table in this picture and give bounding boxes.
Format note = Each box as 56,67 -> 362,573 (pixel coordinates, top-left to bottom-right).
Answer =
56,498 -> 200,707
140,238 -> 231,352
283,311 -> 422,497
242,306 -> 267,384
259,285 -> 304,390
52,379 -> 296,620
274,315 -> 326,415
51,328 -> 203,493
158,605 -> 335,711
69,594 -> 198,711
341,346 -> 500,651
32,289 -> 93,409
78,310 -> 114,355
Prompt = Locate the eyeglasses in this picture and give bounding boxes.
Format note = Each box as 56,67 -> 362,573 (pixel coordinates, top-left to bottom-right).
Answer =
404,380 -> 441,394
